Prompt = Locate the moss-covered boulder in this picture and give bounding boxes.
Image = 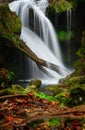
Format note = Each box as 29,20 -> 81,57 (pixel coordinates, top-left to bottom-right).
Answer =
66,87 -> 85,107
66,76 -> 85,88
43,84 -> 66,96
25,79 -> 42,93
0,3 -> 21,47
73,31 -> 85,76
0,84 -> 24,96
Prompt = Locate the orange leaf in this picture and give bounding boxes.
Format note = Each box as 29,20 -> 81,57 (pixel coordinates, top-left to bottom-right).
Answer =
6,116 -> 14,122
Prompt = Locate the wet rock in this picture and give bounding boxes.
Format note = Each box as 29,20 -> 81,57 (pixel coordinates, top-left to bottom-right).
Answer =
59,74 -> 71,83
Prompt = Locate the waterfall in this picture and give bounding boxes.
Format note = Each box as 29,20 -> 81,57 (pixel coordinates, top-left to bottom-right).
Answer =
9,0 -> 72,84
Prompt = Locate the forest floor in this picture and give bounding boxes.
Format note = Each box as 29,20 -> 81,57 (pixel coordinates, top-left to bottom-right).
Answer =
0,93 -> 85,130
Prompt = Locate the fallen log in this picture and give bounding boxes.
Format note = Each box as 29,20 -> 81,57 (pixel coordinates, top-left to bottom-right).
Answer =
19,40 -> 68,76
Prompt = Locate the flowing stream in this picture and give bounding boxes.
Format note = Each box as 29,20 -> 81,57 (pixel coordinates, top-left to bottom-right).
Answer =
9,0 -> 73,84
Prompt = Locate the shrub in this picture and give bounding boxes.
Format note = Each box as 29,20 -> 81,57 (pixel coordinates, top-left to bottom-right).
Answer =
0,68 -> 14,89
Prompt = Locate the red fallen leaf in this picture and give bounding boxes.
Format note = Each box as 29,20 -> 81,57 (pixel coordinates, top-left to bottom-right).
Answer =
75,125 -> 82,130
6,116 -> 15,122
51,101 -> 57,105
22,99 -> 27,104
28,98 -> 33,102
71,121 -> 82,130
15,98 -> 27,104
15,98 -> 23,103
71,120 -> 79,126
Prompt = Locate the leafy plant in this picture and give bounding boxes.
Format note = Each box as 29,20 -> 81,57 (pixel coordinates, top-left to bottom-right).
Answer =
55,0 -> 73,13
0,68 -> 14,89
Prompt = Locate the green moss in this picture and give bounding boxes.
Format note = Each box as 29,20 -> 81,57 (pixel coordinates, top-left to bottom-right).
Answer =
0,3 -> 22,47
48,0 -> 73,14
24,79 -> 42,93
0,88 -> 15,96
44,84 -> 63,93
73,59 -> 85,75
29,120 -> 44,128
67,87 -> 85,107
65,75 -> 85,107
54,92 -> 67,105
29,79 -> 42,88
54,0 -> 73,13
73,31 -> 85,76
58,31 -> 73,42
48,4 -> 55,12
0,3 -> 21,34
0,84 -> 25,96
66,76 -> 85,87
49,118 -> 61,128
36,92 -> 56,102
0,68 -> 14,89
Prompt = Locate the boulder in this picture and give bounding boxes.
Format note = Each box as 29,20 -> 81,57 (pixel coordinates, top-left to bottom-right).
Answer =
25,79 -> 42,93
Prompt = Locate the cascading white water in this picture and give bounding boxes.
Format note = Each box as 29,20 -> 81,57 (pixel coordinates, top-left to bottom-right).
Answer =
9,0 -> 71,84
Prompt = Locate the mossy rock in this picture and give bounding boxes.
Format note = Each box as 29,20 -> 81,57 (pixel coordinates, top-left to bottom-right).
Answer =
66,76 -> 85,88
12,84 -> 24,91
0,4 -> 21,34
0,3 -> 22,47
29,79 -> 42,88
0,84 -> 25,96
54,92 -> 67,105
44,84 -> 61,91
49,118 -> 61,128
67,87 -> 85,107
0,88 -> 16,96
44,83 -> 68,96
25,79 -> 42,93
73,30 -> 85,76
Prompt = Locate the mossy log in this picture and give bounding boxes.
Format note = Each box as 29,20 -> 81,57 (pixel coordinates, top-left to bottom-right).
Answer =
19,39 -> 66,76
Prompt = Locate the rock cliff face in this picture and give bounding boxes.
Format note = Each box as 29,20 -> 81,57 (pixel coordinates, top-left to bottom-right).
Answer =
0,3 -> 21,44
0,3 -> 22,68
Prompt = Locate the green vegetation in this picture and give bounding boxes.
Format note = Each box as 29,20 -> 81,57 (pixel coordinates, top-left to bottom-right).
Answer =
0,68 -> 14,89
67,87 -> 85,107
55,0 -> 73,13
49,0 -> 73,13
73,31 -> 85,76
58,31 -> 73,42
49,118 -> 61,128
0,3 -> 21,47
49,0 -> 85,13
36,92 -> 56,102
